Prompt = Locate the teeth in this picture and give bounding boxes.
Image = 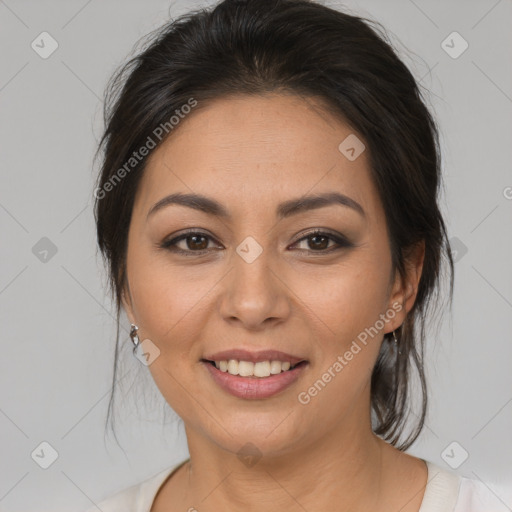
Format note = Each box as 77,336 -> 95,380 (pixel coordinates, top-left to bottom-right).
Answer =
254,361 -> 270,377
227,359 -> 239,375
238,361 -> 254,377
270,360 -> 282,374
213,359 -> 297,377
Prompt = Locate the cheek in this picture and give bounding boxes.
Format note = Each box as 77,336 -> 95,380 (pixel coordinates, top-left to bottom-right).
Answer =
292,263 -> 389,421
127,248 -> 217,347
126,254 -> 213,417
291,257 -> 391,350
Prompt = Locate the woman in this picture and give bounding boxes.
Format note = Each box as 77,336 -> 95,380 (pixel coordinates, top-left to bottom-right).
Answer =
88,0 -> 507,510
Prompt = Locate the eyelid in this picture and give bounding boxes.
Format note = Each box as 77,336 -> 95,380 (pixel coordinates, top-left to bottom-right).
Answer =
290,228 -> 350,246
160,229 -> 222,252
160,228 -> 352,255
289,229 -> 353,253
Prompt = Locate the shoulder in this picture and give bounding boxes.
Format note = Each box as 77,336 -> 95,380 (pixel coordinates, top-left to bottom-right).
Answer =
421,460 -> 511,512
82,460 -> 189,512
420,460 -> 463,511
453,474 -> 512,512
83,479 -> 141,512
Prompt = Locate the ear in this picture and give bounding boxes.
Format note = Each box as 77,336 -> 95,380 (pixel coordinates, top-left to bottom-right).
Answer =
385,240 -> 425,332
121,279 -> 137,326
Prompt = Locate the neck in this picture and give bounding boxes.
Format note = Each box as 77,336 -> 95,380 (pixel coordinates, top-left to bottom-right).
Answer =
177,423 -> 385,512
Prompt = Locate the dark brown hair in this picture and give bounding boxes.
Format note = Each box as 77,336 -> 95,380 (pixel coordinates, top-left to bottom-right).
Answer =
94,0 -> 454,450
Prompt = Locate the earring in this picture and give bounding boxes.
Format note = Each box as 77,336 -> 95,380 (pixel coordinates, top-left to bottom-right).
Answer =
130,324 -> 140,352
392,329 -> 402,356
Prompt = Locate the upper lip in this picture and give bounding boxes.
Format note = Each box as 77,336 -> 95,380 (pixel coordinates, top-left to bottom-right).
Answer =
203,349 -> 306,366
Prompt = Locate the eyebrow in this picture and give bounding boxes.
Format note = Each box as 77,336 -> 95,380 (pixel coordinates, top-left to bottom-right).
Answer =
146,191 -> 365,221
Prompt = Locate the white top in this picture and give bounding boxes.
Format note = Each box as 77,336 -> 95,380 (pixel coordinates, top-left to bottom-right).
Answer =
85,458 -> 510,512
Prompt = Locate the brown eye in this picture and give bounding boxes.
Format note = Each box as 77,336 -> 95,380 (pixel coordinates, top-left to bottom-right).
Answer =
160,231 -> 220,255
183,234 -> 209,250
160,229 -> 352,257
292,230 -> 352,253
306,234 -> 330,250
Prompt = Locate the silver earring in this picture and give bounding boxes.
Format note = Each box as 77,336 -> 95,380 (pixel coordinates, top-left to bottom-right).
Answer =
130,324 -> 140,352
392,330 -> 402,355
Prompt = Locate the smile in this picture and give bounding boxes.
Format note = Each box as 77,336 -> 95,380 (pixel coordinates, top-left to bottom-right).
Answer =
201,359 -> 309,399
205,358 -> 303,377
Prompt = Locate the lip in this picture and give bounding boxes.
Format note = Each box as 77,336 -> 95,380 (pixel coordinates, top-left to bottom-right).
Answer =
202,360 -> 309,399
203,349 -> 306,366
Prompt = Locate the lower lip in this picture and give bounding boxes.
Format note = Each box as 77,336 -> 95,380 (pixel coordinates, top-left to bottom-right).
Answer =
202,361 -> 308,399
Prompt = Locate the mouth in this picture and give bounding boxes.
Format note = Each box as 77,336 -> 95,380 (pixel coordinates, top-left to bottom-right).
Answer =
200,351 -> 309,399
200,358 -> 308,378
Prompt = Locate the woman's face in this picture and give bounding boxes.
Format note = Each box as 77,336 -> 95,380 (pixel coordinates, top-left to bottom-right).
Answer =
122,93 -> 420,458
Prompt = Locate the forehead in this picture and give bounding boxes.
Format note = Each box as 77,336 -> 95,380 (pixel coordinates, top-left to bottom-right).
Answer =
135,93 -> 380,221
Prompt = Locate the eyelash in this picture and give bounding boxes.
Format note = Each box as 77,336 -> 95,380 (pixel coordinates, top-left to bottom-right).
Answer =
159,228 -> 353,256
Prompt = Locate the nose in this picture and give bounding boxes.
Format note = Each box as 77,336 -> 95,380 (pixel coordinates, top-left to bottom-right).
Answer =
219,246 -> 291,330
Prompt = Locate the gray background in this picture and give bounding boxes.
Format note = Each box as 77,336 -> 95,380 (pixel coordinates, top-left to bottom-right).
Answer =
1,0 -> 511,510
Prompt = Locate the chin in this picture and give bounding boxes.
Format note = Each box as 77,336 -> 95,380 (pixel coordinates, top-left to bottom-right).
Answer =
202,410 -> 308,461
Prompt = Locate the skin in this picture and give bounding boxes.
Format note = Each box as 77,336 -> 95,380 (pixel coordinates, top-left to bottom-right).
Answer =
121,93 -> 427,511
